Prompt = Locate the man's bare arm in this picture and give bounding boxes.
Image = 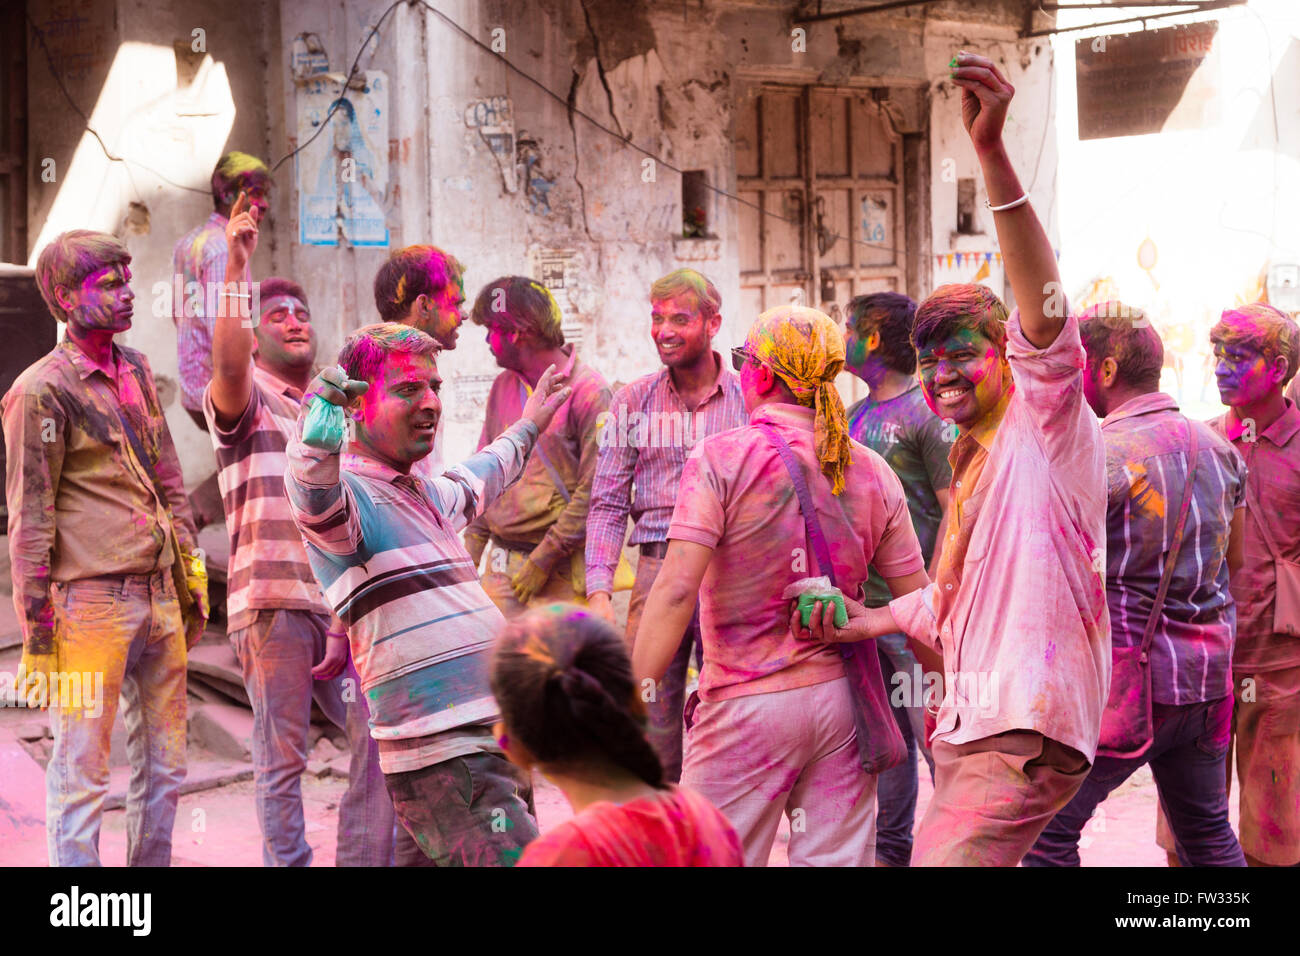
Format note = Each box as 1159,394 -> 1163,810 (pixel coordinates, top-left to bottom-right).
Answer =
951,52 -> 1063,349
632,540 -> 712,683
209,191 -> 259,429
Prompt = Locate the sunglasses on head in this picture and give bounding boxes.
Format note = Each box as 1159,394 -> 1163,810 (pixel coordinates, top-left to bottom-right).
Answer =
731,346 -> 759,372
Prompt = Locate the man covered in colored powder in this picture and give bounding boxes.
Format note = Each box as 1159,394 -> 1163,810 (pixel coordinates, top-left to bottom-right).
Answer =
804,52 -> 1110,866
633,304 -> 928,866
843,291 -> 950,866
1025,303 -> 1247,867
172,150 -> 272,431
465,277 -> 611,617
585,268 -> 747,782
4,230 -> 207,866
284,322 -> 571,865
203,193 -> 409,866
372,243 -> 468,475
1206,302 -> 1300,868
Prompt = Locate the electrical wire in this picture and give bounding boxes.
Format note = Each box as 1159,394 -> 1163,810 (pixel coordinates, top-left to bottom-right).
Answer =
269,0 -> 405,172
415,0 -> 906,257
26,12 -> 209,196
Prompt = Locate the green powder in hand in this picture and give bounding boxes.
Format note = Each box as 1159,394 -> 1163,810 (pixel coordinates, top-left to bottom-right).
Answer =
798,591 -> 848,629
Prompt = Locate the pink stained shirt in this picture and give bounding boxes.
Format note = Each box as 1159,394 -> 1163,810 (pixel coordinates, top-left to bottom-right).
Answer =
517,786 -> 744,867
888,310 -> 1111,763
668,402 -> 925,703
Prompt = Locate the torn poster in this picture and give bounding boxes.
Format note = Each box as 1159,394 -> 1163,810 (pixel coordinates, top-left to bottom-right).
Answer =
297,70 -> 390,247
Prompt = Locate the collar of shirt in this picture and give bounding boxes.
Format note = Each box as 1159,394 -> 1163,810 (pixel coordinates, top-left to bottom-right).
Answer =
207,211 -> 229,230
1101,390 -> 1179,429
663,350 -> 731,403
340,449 -> 408,485
1219,398 -> 1300,447
1259,398 -> 1300,447
254,363 -> 306,403
61,338 -> 128,383
948,384 -> 1013,465
749,402 -> 814,430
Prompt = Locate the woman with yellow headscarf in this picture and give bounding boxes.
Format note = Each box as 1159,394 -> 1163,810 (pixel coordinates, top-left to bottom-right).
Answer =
743,305 -> 853,494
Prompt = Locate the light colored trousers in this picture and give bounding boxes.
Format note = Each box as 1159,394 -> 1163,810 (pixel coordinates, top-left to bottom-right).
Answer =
46,572 -> 187,867
682,677 -> 877,867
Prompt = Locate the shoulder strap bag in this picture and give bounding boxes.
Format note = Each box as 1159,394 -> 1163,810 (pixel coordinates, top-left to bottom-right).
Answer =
755,422 -> 906,775
1097,416 -> 1199,758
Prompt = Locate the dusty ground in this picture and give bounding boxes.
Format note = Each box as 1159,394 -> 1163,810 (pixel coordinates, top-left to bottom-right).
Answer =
4,704 -> 1204,867
0,593 -> 1235,867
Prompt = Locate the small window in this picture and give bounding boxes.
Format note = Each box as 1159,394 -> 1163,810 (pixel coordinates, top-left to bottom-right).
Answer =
682,170 -> 710,238
957,177 -> 977,235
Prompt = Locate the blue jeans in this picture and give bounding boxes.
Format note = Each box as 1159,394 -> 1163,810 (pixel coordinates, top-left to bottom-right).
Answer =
874,632 -> 936,867
46,572 -> 188,867
231,609 -> 395,866
1024,695 -> 1245,867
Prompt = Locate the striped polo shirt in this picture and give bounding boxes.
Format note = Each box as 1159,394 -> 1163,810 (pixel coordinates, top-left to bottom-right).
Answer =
203,366 -> 329,631
285,411 -> 539,774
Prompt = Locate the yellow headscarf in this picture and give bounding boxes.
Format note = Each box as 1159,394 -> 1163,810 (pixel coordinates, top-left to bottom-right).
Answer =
746,306 -> 852,495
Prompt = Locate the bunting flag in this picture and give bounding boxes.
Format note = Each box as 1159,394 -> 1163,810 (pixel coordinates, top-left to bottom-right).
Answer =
933,250 -> 1005,269
973,260 -> 991,282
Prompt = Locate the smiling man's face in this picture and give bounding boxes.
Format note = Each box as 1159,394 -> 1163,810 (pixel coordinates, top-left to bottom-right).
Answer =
651,292 -> 716,370
255,296 -> 317,373
916,326 -> 1009,429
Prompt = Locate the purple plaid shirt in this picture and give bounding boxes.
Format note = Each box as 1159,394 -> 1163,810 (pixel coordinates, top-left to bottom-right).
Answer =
172,212 -> 229,413
584,353 -> 746,596
1101,392 -> 1246,704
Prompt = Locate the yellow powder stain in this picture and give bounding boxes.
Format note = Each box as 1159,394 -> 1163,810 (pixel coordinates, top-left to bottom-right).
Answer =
1123,461 -> 1166,520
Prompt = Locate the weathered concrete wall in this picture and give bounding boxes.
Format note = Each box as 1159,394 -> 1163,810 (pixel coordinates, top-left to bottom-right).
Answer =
25,0 -> 1058,472
26,0 -> 280,483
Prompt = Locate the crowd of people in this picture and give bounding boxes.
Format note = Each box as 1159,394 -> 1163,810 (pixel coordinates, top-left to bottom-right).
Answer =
6,53 -> 1297,868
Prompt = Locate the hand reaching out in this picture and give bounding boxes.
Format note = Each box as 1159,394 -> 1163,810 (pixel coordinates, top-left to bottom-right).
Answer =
520,364 -> 572,433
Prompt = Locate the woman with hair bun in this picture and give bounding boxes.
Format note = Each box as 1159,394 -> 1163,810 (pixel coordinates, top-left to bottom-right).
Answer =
490,604 -> 742,866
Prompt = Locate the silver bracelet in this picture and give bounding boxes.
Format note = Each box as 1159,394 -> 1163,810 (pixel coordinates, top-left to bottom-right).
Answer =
225,291 -> 252,299
986,194 -> 1030,212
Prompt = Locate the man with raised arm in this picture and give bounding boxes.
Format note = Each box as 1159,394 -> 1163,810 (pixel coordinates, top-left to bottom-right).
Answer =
795,52 -> 1109,866
205,193 -> 403,866
284,323 -> 570,866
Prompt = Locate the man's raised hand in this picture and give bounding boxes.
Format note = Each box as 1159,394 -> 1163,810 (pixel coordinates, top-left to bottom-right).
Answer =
306,366 -> 368,408
225,190 -> 260,276
950,51 -> 1014,156
520,363 -> 572,433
